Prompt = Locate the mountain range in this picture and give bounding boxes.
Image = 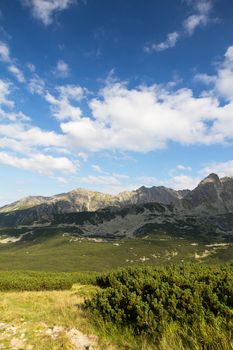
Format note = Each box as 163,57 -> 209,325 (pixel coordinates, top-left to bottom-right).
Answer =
0,184 -> 189,214
1,173 -> 233,239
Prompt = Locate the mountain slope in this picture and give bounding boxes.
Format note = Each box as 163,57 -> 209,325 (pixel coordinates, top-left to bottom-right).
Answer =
0,185 -> 189,216
1,173 -> 233,240
177,174 -> 233,215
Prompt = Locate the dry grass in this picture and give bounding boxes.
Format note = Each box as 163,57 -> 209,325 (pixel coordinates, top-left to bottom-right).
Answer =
0,284 -> 148,349
1,284 -> 233,350
0,284 -> 101,349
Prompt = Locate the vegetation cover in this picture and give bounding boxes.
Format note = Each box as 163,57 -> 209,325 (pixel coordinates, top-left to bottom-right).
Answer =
86,264 -> 233,347
0,271 -> 74,291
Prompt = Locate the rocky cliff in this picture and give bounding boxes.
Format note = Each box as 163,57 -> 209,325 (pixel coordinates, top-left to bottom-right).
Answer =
1,174 -> 233,237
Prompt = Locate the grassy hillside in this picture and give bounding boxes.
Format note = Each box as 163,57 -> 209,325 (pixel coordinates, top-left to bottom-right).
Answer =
0,230 -> 233,271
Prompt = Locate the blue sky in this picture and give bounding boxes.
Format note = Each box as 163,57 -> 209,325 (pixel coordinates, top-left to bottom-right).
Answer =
0,0 -> 233,205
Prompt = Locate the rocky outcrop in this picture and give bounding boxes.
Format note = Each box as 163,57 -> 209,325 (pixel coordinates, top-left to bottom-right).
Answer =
118,186 -> 188,207
177,174 -> 233,215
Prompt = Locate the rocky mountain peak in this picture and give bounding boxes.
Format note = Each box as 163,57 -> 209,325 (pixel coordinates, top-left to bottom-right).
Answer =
199,173 -> 221,186
137,186 -> 147,191
177,173 -> 227,214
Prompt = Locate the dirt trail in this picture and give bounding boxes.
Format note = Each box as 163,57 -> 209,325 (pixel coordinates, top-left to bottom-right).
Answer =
0,322 -> 98,350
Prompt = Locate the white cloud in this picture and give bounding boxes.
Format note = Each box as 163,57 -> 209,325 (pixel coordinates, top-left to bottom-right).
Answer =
57,45 -> 233,153
0,123 -> 63,149
200,160 -> 233,179
78,151 -> 88,162
166,158 -> 233,191
56,176 -> 69,184
0,78 -> 76,176
184,14 -> 207,35
162,174 -> 200,190
0,151 -> 76,175
53,59 -> 70,78
0,81 -> 31,132
0,38 -> 81,180
0,109 -> 30,122
7,43 -> 229,168
21,0 -> 76,25
0,80 -> 14,107
45,84 -> 86,121
145,0 -> 213,52
195,46 -> 233,103
28,75 -> 46,95
0,41 -> 10,62
26,62 -> 36,72
2,41 -> 233,185
225,46 -> 233,61
195,0 -> 212,14
214,46 -> 233,101
138,176 -> 158,186
0,137 -> 31,153
113,173 -> 129,180
91,164 -> 103,173
46,92 -> 82,121
89,166 -> 129,182
60,81 -> 220,152
194,73 -> 217,85
58,85 -> 85,100
8,64 -> 25,83
215,70 -> 233,101
0,124 -> 66,157
183,0 -> 212,35
176,165 -> 192,171
0,41 -> 26,85
82,175 -> 121,186
145,32 -> 179,53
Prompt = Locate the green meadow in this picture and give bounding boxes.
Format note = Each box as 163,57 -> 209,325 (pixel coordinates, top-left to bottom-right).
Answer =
0,229 -> 233,272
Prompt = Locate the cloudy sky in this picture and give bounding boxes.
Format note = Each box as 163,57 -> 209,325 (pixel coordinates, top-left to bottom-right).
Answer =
0,0 -> 232,205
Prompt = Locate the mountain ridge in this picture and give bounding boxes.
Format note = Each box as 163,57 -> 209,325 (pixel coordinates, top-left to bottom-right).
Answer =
0,184 -> 190,213
1,173 -> 233,239
1,173 -> 232,217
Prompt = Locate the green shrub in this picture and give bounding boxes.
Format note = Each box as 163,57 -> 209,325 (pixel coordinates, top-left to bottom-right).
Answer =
0,271 -> 73,291
69,271 -> 99,285
85,264 -> 233,343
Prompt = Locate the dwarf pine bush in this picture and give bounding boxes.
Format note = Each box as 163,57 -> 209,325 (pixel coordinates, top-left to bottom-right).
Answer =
85,264 -> 233,342
0,271 -> 74,291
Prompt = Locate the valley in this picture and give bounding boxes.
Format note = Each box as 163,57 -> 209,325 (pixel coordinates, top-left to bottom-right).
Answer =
1,173 -> 233,271
0,229 -> 232,272
1,173 -> 233,349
